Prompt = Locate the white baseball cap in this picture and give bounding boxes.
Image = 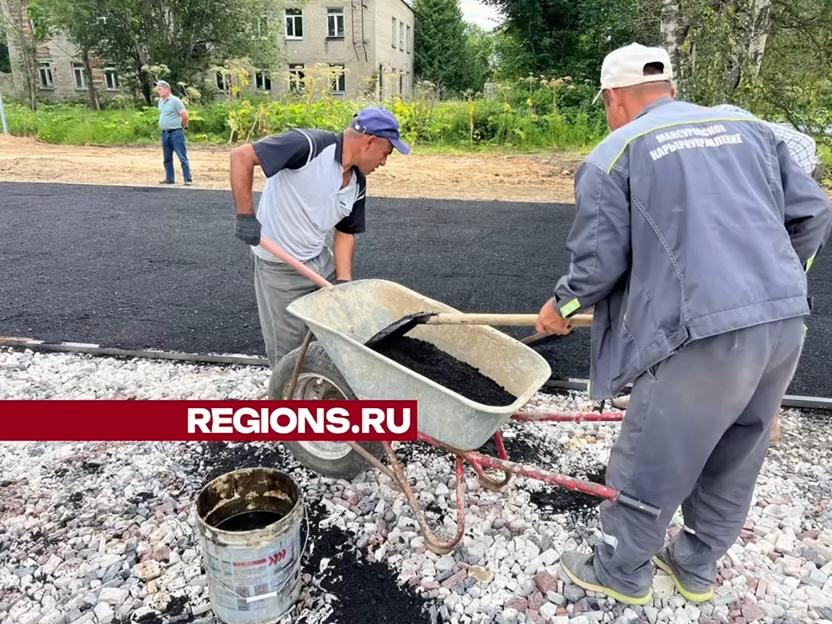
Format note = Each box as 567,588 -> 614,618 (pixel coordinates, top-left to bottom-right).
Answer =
593,43 -> 673,103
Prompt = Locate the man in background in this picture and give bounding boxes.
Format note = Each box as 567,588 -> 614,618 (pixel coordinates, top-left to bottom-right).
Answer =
229,107 -> 409,369
535,42 -> 832,606
155,80 -> 193,186
712,103 -> 825,181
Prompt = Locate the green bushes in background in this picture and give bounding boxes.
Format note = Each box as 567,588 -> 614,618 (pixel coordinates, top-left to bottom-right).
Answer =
3,77 -> 609,153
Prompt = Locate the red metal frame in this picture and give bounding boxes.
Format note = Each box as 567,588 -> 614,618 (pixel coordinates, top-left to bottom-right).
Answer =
350,409 -> 659,554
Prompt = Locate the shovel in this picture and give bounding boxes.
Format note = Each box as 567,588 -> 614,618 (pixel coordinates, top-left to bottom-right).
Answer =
257,236 -> 334,289
365,310 -> 593,349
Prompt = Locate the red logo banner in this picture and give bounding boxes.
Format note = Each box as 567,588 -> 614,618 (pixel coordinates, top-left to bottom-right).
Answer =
0,400 -> 418,442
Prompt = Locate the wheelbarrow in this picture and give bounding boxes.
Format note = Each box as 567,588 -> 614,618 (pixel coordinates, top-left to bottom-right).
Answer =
259,242 -> 659,554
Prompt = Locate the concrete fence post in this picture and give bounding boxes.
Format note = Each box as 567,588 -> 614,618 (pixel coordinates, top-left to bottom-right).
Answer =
0,93 -> 8,134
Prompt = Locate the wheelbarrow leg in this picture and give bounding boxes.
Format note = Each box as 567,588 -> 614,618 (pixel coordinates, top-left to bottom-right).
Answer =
285,330 -> 314,399
383,442 -> 466,555
473,432 -> 512,492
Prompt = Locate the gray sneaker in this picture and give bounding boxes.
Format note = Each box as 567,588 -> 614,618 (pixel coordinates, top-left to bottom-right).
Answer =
560,551 -> 653,605
652,547 -> 714,603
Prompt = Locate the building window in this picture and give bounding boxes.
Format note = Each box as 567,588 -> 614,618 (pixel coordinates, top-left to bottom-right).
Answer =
72,62 -> 87,90
104,67 -> 119,90
38,62 -> 54,89
288,64 -> 304,92
256,71 -> 271,91
327,8 -> 344,38
330,64 -> 345,93
399,23 -> 404,50
285,8 -> 303,39
406,25 -> 411,53
391,17 -> 396,47
216,71 -> 229,91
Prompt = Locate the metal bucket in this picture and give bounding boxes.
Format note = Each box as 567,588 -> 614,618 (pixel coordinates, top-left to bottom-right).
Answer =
193,468 -> 307,624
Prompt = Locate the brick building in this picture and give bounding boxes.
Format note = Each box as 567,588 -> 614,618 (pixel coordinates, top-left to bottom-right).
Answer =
3,0 -> 415,103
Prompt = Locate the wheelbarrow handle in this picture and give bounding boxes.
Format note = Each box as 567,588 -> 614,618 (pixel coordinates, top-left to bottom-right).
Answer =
258,235 -> 333,289
426,313 -> 594,327
617,492 -> 662,520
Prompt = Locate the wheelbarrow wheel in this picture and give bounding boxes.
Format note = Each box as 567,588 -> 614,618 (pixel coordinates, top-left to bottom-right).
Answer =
268,341 -> 386,480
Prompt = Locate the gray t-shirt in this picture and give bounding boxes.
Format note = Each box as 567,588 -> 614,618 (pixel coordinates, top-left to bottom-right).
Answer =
157,95 -> 185,130
250,129 -> 367,263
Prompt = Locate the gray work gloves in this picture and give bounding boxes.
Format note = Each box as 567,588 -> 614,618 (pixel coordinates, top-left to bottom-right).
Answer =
235,214 -> 261,246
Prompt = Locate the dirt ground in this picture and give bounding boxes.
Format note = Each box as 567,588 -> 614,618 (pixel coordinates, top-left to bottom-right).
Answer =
0,135 -> 583,203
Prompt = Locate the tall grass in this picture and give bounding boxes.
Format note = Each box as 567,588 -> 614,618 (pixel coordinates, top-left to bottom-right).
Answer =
3,77 -> 609,153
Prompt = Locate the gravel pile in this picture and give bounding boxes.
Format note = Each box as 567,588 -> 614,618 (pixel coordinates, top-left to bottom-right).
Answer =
2,346 -> 832,624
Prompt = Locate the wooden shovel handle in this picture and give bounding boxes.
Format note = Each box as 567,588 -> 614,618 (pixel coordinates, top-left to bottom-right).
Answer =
426,313 -> 594,327
258,235 -> 333,289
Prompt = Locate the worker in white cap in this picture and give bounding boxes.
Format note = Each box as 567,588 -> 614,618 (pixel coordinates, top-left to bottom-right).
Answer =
609,101 -> 828,447
535,42 -> 831,605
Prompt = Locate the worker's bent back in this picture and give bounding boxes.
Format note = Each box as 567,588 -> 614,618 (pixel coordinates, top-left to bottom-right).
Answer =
557,96 -> 832,399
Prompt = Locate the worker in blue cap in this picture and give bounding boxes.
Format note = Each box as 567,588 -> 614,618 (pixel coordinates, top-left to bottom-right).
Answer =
230,106 -> 410,368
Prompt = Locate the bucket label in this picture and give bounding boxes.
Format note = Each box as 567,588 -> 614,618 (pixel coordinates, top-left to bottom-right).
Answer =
202,525 -> 302,616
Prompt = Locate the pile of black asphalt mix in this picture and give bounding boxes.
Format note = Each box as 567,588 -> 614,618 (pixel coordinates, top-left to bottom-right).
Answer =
370,336 -> 517,406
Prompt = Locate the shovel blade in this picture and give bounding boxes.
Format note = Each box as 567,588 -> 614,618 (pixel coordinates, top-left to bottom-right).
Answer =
364,311 -> 437,349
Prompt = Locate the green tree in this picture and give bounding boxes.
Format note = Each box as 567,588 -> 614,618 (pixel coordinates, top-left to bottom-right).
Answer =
413,0 -> 477,95
27,0 -> 103,109
29,0 -> 286,105
463,23 -> 497,91
482,0 -> 661,81
1,0 -> 39,110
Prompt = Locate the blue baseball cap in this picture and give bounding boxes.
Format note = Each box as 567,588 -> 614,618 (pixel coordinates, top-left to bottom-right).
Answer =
351,107 -> 410,154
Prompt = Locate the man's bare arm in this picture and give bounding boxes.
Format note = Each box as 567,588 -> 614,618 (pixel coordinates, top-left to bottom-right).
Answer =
230,144 -> 261,216
230,144 -> 265,246
333,231 -> 356,280
180,109 -> 189,128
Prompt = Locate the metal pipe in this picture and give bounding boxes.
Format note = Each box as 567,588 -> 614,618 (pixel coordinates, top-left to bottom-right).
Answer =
383,442 -> 466,555
466,451 -> 661,519
416,432 -> 661,519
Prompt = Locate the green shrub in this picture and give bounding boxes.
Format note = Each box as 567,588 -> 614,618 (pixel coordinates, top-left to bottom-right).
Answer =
3,77 -> 611,152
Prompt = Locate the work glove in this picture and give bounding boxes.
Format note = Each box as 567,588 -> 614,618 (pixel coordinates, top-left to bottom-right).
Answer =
235,214 -> 261,246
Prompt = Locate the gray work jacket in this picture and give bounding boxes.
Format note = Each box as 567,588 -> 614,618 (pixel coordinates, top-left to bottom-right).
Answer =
553,97 -> 832,399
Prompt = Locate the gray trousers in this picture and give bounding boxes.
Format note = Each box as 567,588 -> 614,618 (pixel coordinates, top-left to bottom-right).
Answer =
253,249 -> 336,369
594,316 -> 805,596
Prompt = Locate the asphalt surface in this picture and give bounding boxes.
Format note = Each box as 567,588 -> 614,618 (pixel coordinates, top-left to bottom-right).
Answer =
1,181 -> 830,397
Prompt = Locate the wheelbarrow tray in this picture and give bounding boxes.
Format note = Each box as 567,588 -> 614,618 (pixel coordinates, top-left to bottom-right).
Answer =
285,279 -> 552,451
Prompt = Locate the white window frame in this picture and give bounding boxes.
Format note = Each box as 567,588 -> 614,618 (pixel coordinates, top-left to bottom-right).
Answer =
391,17 -> 396,47
406,25 -> 411,53
255,71 -> 271,91
38,62 -> 54,89
72,62 -> 87,90
399,22 -> 404,50
216,71 -> 229,91
288,64 -> 304,92
104,67 -> 119,90
327,8 -> 345,38
285,8 -> 303,39
330,64 -> 345,94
